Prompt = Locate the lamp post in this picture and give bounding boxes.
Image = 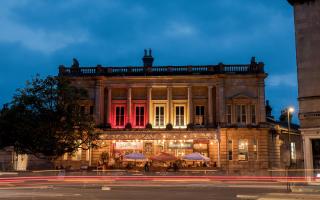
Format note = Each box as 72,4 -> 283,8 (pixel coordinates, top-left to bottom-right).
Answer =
285,107 -> 294,192
287,107 -> 294,167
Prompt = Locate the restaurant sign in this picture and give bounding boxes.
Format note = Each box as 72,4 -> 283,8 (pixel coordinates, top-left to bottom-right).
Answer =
115,141 -> 143,150
168,142 -> 193,149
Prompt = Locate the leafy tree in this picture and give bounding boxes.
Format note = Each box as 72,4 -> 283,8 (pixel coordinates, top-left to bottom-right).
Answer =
0,75 -> 99,159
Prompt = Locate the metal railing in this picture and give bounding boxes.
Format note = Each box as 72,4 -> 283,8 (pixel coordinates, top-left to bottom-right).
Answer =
59,62 -> 265,77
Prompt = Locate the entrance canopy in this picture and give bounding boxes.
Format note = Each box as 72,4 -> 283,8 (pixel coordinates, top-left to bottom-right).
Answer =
150,152 -> 177,162
182,152 -> 210,161
123,153 -> 147,161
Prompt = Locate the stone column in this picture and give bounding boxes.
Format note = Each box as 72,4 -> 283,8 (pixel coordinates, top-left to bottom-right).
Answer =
107,88 -> 112,124
147,87 -> 152,124
216,83 -> 225,124
95,80 -> 104,125
303,136 -> 313,181
188,86 -> 193,124
258,80 -> 266,123
127,87 -> 132,124
167,87 -> 172,125
208,85 -> 213,125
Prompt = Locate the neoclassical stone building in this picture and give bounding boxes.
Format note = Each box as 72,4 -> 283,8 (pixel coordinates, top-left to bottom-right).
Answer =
288,0 -> 320,179
55,50 -> 303,175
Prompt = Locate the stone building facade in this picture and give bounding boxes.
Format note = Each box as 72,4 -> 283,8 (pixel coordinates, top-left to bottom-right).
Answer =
288,0 -> 320,179
55,51 -> 302,175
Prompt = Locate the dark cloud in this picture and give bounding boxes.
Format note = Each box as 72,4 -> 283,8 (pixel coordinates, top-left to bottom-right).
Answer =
0,0 -> 298,122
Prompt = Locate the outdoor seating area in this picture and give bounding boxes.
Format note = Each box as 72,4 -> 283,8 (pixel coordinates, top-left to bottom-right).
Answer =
96,152 -> 215,173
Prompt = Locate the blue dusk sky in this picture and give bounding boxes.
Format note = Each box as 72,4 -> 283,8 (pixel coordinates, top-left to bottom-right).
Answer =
0,0 -> 298,122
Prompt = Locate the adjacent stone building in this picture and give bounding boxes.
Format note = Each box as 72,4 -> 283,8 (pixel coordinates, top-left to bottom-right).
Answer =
55,51 -> 303,175
288,0 -> 320,179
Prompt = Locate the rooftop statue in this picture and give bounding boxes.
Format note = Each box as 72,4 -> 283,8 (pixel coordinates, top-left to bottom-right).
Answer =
71,58 -> 79,68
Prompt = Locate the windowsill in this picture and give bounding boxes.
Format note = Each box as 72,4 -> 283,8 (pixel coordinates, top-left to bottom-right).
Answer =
114,126 -> 125,129
173,126 -> 187,129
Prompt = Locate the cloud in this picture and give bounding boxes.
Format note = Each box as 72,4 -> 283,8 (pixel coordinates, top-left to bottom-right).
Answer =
164,22 -> 197,37
267,73 -> 297,87
0,1 -> 89,54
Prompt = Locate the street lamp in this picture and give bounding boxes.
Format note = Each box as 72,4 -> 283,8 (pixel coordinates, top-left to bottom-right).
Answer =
286,107 -> 294,192
287,107 -> 294,166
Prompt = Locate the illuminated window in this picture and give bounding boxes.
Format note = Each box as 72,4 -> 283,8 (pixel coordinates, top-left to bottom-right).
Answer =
135,106 -> 145,127
228,139 -> 233,160
195,105 -> 205,125
155,105 -> 165,128
72,148 -> 82,161
291,142 -> 296,163
63,153 -> 68,160
175,106 -> 185,127
226,105 -> 232,124
115,106 -> 125,127
86,149 -> 90,161
253,138 -> 258,160
238,139 -> 248,161
251,105 -> 256,124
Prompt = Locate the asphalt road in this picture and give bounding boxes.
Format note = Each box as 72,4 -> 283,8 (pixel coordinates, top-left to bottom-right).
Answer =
0,182 -> 287,200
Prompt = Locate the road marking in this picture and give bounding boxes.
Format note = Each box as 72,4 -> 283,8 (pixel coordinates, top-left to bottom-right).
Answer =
236,194 -> 258,199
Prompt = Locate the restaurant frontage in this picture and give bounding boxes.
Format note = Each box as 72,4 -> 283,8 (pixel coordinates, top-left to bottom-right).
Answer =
92,130 -> 217,165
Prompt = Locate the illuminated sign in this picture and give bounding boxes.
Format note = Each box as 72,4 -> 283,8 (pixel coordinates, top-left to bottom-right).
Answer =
168,142 -> 193,149
115,141 -> 143,150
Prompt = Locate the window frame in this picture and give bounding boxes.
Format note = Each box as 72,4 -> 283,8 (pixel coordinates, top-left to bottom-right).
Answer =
228,139 -> 233,161
291,142 -> 297,164
236,104 -> 247,124
194,105 -> 205,126
226,104 -> 232,124
174,104 -> 186,128
154,104 -> 166,128
251,104 -> 256,124
115,105 -> 125,127
238,139 -> 249,161
134,105 -> 145,128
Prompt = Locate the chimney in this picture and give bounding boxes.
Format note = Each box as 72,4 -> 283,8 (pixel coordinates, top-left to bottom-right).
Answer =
142,48 -> 154,67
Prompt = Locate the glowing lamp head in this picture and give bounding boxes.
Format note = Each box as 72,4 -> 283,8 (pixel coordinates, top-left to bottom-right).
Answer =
288,107 -> 294,113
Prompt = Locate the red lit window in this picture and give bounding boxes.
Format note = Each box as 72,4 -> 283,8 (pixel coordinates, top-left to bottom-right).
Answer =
135,106 -> 145,127
115,106 -> 125,126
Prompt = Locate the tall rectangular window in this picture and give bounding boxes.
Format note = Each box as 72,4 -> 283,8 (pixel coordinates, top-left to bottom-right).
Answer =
86,149 -> 90,161
253,138 -> 258,160
226,105 -> 232,124
72,148 -> 82,161
251,105 -> 256,124
238,139 -> 248,161
63,153 -> 68,160
236,105 -> 246,124
241,105 -> 246,124
115,106 -> 125,126
195,106 -> 205,125
175,106 -> 185,127
228,139 -> 233,160
291,142 -> 296,163
155,106 -> 165,127
135,106 -> 145,127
